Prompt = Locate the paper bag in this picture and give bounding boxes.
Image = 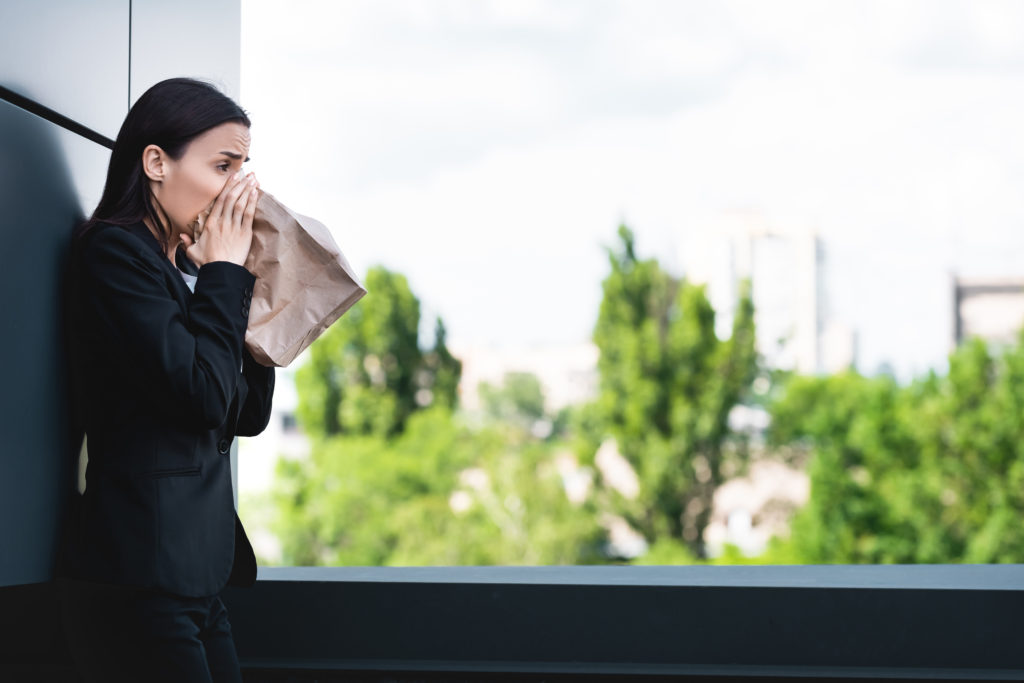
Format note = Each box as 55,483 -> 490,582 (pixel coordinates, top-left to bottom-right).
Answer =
192,189 -> 367,367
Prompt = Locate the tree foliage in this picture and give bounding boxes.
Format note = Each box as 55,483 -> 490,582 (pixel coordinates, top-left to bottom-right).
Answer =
271,403 -> 607,566
590,224 -> 758,558
294,265 -> 461,439
272,265 -> 605,567
768,332 -> 1024,563
271,224 -> 1024,570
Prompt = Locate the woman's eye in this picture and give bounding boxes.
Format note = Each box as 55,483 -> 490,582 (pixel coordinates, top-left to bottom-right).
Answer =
218,163 -> 232,172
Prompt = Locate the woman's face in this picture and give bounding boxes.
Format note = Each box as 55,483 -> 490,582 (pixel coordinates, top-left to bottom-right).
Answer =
142,121 -> 251,237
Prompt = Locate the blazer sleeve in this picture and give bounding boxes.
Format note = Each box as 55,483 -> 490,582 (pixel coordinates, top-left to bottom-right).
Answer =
235,347 -> 275,436
81,227 -> 257,430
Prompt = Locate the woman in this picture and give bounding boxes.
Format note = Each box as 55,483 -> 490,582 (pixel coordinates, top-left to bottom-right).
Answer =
56,77 -> 274,683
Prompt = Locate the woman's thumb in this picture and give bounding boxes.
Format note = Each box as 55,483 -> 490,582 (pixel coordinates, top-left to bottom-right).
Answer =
180,234 -> 193,249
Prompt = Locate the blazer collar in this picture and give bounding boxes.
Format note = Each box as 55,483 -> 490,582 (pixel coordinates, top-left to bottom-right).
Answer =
126,221 -> 199,272
126,221 -> 197,301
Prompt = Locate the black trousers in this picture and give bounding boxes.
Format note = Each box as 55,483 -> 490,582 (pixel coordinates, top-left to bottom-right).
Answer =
56,576 -> 243,683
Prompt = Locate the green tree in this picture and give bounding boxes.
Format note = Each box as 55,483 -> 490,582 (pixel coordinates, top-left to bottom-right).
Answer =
294,265 -> 460,439
591,224 -> 757,559
478,371 -> 546,427
270,405 -> 606,566
421,317 -> 462,412
767,331 -> 1024,564
274,264 -> 605,567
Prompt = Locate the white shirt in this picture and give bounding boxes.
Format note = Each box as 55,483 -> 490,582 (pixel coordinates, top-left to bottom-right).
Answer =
177,267 -> 197,293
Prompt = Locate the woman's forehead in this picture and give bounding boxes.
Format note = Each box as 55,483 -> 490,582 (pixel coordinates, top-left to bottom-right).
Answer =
196,122 -> 250,156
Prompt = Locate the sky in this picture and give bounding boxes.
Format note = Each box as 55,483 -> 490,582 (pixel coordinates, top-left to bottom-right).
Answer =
239,0 -> 1024,381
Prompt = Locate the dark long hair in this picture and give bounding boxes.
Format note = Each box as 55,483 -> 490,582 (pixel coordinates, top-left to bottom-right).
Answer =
72,77 -> 251,253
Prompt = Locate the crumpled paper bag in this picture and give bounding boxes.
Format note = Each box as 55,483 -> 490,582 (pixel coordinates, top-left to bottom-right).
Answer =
190,188 -> 367,367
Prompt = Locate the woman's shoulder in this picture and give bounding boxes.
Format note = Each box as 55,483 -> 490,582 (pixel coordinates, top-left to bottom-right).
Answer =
81,222 -> 156,258
82,220 -> 140,247
78,222 -> 165,278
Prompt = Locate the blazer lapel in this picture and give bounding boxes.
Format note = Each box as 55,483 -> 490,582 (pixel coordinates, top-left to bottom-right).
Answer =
126,222 -> 193,306
126,221 -> 248,435
126,221 -> 249,434
174,244 -> 200,277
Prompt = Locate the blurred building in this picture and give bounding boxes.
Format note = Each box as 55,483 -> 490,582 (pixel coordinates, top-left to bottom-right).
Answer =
952,276 -> 1024,352
449,340 -> 599,415
583,436 -> 809,559
236,358 -> 308,564
238,361 -> 308,493
680,210 -> 856,374
704,455 -> 810,558
238,340 -> 602,497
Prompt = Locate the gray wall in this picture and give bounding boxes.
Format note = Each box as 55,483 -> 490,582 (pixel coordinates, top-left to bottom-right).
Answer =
0,0 -> 241,589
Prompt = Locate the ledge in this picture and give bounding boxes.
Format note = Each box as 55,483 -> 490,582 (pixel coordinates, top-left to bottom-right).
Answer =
250,563 -> 1024,589
221,564 -> 1024,680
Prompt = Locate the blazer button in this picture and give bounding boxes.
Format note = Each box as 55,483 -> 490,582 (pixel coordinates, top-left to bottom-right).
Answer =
241,305 -> 249,318
218,439 -> 230,454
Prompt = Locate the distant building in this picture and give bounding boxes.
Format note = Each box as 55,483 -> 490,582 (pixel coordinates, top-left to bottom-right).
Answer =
952,276 -> 1024,351
238,359 -> 309,495
679,210 -> 856,374
704,454 -> 810,558
240,340 -> 602,495
448,340 -> 599,415
237,359 -> 309,564
570,437 -> 809,559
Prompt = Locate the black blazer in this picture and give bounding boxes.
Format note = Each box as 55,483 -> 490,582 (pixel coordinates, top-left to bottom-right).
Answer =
58,220 -> 274,598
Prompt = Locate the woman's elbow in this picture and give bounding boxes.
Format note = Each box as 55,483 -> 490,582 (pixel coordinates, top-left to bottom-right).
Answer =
183,386 -> 234,431
194,404 -> 231,431
236,402 -> 273,436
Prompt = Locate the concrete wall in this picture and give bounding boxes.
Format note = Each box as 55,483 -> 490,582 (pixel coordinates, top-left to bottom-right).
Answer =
0,0 -> 240,588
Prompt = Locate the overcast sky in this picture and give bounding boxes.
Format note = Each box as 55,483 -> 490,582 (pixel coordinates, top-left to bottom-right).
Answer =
239,0 -> 1024,380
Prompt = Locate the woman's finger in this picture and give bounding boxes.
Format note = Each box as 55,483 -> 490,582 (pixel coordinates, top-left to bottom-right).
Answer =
216,182 -> 241,235
241,186 -> 258,231
230,178 -> 255,228
221,172 -> 251,227
210,171 -> 245,225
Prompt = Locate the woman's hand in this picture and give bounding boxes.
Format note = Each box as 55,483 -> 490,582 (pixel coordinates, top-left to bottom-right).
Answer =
180,170 -> 260,268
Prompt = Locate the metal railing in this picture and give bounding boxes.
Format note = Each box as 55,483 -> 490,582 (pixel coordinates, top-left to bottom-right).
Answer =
221,564 -> 1024,681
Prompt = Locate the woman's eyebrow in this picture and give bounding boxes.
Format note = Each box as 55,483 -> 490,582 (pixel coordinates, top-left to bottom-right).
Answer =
218,151 -> 251,162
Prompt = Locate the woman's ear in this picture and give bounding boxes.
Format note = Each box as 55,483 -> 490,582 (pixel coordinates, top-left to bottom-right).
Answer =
141,144 -> 167,183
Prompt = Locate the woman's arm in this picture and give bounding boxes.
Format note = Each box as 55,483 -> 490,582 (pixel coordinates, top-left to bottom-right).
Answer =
235,347 -> 275,436
81,226 -> 256,430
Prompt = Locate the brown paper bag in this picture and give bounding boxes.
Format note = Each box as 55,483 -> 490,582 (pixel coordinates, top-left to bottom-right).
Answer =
192,188 -> 367,367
